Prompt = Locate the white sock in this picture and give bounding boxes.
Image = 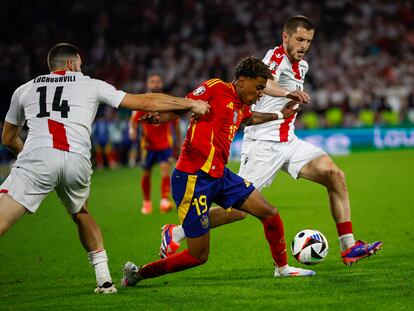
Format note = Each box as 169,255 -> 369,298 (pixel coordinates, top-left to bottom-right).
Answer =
172,225 -> 186,243
277,264 -> 290,273
339,233 -> 356,252
88,249 -> 112,286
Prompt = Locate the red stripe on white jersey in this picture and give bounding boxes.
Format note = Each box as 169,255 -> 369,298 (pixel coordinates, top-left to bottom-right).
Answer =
269,46 -> 285,74
52,70 -> 66,75
291,62 -> 301,80
279,114 -> 295,142
48,119 -> 70,151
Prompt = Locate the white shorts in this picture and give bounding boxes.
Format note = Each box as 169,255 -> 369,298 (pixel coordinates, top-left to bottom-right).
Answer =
239,137 -> 326,190
0,148 -> 92,214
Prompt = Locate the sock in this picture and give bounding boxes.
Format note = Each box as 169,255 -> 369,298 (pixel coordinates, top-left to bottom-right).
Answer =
139,249 -> 203,279
172,225 -> 186,243
95,151 -> 104,168
261,213 -> 288,268
336,221 -> 356,251
88,249 -> 112,286
161,175 -> 170,199
141,174 -> 151,201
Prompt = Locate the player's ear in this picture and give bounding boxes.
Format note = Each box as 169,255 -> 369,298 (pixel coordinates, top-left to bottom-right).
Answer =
66,59 -> 73,71
282,31 -> 289,44
238,76 -> 246,87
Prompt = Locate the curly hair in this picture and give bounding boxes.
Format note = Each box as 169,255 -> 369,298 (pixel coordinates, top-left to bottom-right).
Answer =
234,56 -> 273,81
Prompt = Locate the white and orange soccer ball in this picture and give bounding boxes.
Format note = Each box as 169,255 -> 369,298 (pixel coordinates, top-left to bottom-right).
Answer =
291,229 -> 329,265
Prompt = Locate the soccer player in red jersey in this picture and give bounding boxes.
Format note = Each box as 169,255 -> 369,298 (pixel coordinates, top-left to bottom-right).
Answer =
121,56 -> 315,287
129,74 -> 181,214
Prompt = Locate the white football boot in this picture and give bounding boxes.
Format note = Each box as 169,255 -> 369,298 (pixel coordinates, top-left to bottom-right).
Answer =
274,265 -> 316,277
94,281 -> 117,294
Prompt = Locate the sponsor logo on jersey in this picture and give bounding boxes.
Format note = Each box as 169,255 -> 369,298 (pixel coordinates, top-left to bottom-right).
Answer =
233,111 -> 239,123
193,86 -> 206,96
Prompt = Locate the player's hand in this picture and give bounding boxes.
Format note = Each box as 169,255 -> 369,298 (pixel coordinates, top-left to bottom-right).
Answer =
285,90 -> 310,104
189,100 -> 210,116
129,128 -> 137,141
281,100 -> 301,119
140,112 -> 160,124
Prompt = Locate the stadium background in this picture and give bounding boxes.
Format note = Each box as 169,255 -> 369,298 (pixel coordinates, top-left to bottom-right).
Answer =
0,1 -> 413,310
1,0 -> 414,171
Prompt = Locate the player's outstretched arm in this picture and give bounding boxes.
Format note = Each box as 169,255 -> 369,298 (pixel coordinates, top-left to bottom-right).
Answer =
2,121 -> 24,156
139,112 -> 180,125
120,93 -> 209,115
245,100 -> 300,126
264,79 -> 310,103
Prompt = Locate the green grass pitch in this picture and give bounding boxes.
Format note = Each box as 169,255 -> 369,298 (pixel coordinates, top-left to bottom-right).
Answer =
1,149 -> 413,310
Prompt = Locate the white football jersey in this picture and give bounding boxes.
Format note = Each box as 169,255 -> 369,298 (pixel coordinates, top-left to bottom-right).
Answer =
244,45 -> 309,142
5,71 -> 126,159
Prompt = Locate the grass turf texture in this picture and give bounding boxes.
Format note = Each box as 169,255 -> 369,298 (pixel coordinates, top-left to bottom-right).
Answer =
0,149 -> 413,310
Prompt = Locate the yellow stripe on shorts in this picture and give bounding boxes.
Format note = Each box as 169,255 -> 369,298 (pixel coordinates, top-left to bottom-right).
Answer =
178,175 -> 198,224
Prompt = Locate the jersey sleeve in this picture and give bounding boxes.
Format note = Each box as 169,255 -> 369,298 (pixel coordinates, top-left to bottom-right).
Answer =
263,48 -> 283,81
93,79 -> 126,108
242,106 -> 253,122
5,86 -> 26,126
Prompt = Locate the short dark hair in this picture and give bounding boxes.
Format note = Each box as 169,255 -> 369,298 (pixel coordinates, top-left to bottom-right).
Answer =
235,56 -> 273,81
47,43 -> 80,70
283,16 -> 314,35
146,72 -> 163,80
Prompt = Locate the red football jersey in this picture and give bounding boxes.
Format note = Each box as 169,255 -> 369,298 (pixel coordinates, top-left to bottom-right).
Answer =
132,111 -> 175,151
176,78 -> 252,178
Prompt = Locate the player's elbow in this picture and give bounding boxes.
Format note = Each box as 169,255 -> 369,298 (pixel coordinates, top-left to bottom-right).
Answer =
2,131 -> 14,148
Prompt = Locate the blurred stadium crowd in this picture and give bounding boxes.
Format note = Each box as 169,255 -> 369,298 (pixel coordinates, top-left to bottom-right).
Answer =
0,0 -> 413,168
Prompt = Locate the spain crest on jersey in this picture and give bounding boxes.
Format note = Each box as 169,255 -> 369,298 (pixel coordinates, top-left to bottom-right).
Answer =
193,86 -> 206,96
200,215 -> 209,229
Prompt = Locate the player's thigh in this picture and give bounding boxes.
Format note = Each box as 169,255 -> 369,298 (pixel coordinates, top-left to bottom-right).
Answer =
0,193 -> 27,232
239,138 -> 286,190
159,161 -> 170,176
298,154 -> 338,185
57,153 -> 92,214
238,189 -> 277,220
214,167 -> 255,210
141,149 -> 156,170
283,139 -> 327,179
0,149 -> 60,213
171,169 -> 217,238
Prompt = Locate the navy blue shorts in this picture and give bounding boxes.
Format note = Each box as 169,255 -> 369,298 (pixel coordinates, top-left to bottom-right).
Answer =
141,148 -> 172,169
171,167 -> 255,238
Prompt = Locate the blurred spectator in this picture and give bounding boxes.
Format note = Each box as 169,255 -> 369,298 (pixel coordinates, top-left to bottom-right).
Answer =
1,0 -> 413,167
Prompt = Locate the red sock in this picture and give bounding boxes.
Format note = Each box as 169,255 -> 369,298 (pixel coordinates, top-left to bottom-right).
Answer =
161,175 -> 170,199
141,174 -> 151,201
336,221 -> 353,236
261,213 -> 288,267
95,151 -> 104,167
140,249 -> 203,279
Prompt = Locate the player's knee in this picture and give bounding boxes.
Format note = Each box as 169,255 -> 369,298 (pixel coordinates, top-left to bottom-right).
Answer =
230,209 -> 247,221
197,253 -> 209,264
326,167 -> 346,187
190,248 -> 209,264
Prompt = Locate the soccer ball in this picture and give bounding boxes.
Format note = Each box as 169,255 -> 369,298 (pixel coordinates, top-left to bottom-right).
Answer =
291,229 -> 329,265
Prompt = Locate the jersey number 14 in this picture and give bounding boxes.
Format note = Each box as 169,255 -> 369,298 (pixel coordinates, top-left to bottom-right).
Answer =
36,86 -> 70,118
